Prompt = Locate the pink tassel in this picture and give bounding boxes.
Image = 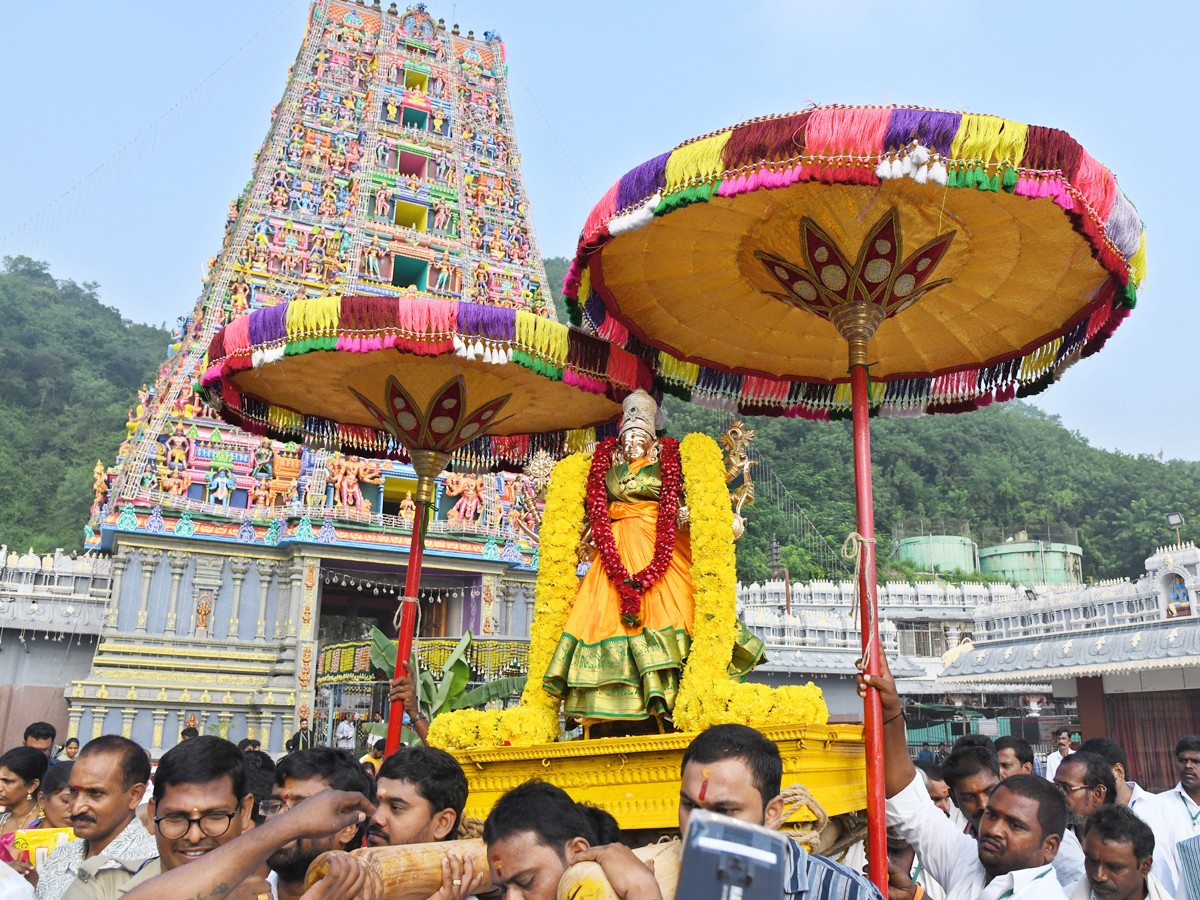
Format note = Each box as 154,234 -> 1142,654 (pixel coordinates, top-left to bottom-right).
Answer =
582,181 -> 620,242
598,316 -> 629,346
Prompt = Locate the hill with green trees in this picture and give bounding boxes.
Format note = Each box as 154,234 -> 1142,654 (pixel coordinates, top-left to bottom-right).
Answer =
0,257 -> 168,553
1,254 -> 1195,588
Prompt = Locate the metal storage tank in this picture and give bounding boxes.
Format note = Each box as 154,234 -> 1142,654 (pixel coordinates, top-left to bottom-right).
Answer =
894,534 -> 979,573
978,539 -> 1083,585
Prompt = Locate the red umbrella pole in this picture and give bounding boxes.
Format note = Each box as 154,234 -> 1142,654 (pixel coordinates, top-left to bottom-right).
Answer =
385,449 -> 450,756
385,501 -> 428,755
850,360 -> 888,893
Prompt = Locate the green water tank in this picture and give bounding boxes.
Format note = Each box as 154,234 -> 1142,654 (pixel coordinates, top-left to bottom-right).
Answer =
978,540 -> 1082,585
894,535 -> 978,573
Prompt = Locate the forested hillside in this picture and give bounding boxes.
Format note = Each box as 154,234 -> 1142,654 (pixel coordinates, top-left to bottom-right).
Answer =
1,254 -> 1195,587
0,257 -> 167,552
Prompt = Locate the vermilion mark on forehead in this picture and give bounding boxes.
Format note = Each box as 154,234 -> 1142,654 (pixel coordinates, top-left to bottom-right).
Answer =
698,779 -> 709,802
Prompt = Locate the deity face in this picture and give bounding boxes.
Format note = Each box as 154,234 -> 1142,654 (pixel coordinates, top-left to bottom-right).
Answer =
619,428 -> 654,461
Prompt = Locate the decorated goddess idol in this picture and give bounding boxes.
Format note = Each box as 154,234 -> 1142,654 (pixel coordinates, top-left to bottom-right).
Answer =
429,392 -> 827,750
543,389 -> 764,730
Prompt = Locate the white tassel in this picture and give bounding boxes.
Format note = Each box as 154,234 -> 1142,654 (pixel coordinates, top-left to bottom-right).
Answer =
482,344 -> 494,364
929,157 -> 948,186
913,164 -> 929,185
875,156 -> 894,180
609,195 -> 660,235
900,153 -> 915,177
453,335 -> 467,357
889,157 -> 905,179
506,346 -> 514,363
910,144 -> 931,166
473,340 -> 485,359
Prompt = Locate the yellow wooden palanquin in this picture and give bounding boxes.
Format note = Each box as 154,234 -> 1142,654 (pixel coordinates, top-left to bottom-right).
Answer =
451,722 -> 866,831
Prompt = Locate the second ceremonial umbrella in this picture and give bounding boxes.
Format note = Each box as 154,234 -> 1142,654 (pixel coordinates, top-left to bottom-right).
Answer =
200,294 -> 652,752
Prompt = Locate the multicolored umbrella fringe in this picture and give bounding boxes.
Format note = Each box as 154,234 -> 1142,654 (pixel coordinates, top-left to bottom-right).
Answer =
198,295 -> 648,466
564,104 -> 1146,420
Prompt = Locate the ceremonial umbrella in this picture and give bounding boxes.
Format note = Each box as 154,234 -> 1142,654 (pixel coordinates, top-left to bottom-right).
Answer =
562,104 -> 1146,889
200,295 -> 652,752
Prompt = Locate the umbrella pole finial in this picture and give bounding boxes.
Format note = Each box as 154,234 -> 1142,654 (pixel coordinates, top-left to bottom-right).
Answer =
409,449 -> 453,504
832,302 -> 885,367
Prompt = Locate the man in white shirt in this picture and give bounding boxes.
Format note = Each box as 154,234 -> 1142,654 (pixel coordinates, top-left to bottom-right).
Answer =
333,714 -> 356,752
1068,805 -> 1171,900
1050,751 -> 1117,889
1077,738 -> 1159,822
1076,737 -> 1167,893
860,658 -> 1070,900
1152,735 -> 1200,899
1045,731 -> 1073,783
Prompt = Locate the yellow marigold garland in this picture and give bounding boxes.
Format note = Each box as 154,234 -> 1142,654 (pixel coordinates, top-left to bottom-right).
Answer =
672,433 -> 829,732
427,452 -> 592,750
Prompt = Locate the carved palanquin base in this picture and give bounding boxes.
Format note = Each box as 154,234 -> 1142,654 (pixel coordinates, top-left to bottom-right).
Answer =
450,723 -> 865,831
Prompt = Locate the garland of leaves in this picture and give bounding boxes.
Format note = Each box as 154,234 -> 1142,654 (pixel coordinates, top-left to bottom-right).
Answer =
585,436 -> 682,627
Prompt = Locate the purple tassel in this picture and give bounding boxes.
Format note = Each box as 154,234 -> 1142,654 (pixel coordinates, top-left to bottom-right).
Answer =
616,152 -> 670,211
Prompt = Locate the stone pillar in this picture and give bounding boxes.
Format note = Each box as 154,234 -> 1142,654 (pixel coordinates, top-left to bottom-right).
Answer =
120,708 -> 136,739
218,711 -> 232,741
164,553 -> 189,636
524,587 -> 535,639
228,559 -> 251,640
255,563 -> 275,642
134,551 -> 160,633
151,709 -> 168,754
500,581 -> 514,635
258,713 -> 274,753
66,707 -> 84,742
285,564 -> 306,639
91,707 -> 109,739
107,555 -> 130,630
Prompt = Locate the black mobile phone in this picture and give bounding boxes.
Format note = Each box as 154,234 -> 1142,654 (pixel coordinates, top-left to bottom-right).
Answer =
678,809 -> 788,900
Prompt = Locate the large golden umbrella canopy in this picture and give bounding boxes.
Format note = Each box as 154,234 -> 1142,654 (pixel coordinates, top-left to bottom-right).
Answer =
566,104 -> 1144,416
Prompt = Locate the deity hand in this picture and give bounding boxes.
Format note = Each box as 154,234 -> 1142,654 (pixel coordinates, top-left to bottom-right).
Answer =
577,523 -> 597,562
676,504 -> 690,529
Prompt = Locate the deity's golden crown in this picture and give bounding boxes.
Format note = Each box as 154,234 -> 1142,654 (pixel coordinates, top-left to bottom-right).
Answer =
619,389 -> 658,436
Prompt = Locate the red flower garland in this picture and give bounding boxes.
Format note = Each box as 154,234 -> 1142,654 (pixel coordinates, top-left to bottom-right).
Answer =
585,436 -> 683,628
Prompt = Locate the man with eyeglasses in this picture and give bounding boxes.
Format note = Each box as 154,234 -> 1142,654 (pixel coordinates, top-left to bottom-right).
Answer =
60,736 -> 261,899
1050,751 -> 1116,891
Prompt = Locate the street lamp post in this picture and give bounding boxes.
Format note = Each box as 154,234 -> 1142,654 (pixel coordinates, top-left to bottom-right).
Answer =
1167,513 -> 1186,544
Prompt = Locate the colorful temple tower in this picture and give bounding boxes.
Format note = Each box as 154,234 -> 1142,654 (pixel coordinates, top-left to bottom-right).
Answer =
70,1 -> 552,755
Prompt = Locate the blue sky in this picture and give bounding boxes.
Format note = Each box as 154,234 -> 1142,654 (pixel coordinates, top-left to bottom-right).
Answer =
1,1 -> 1195,461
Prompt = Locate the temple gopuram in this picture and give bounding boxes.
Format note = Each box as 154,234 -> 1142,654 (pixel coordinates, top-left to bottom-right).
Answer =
67,1 -> 552,755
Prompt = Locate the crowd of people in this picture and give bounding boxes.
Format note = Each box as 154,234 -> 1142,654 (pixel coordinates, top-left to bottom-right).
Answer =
861,655 -> 1192,900
2,658 -> 1197,900
0,695 -> 882,900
